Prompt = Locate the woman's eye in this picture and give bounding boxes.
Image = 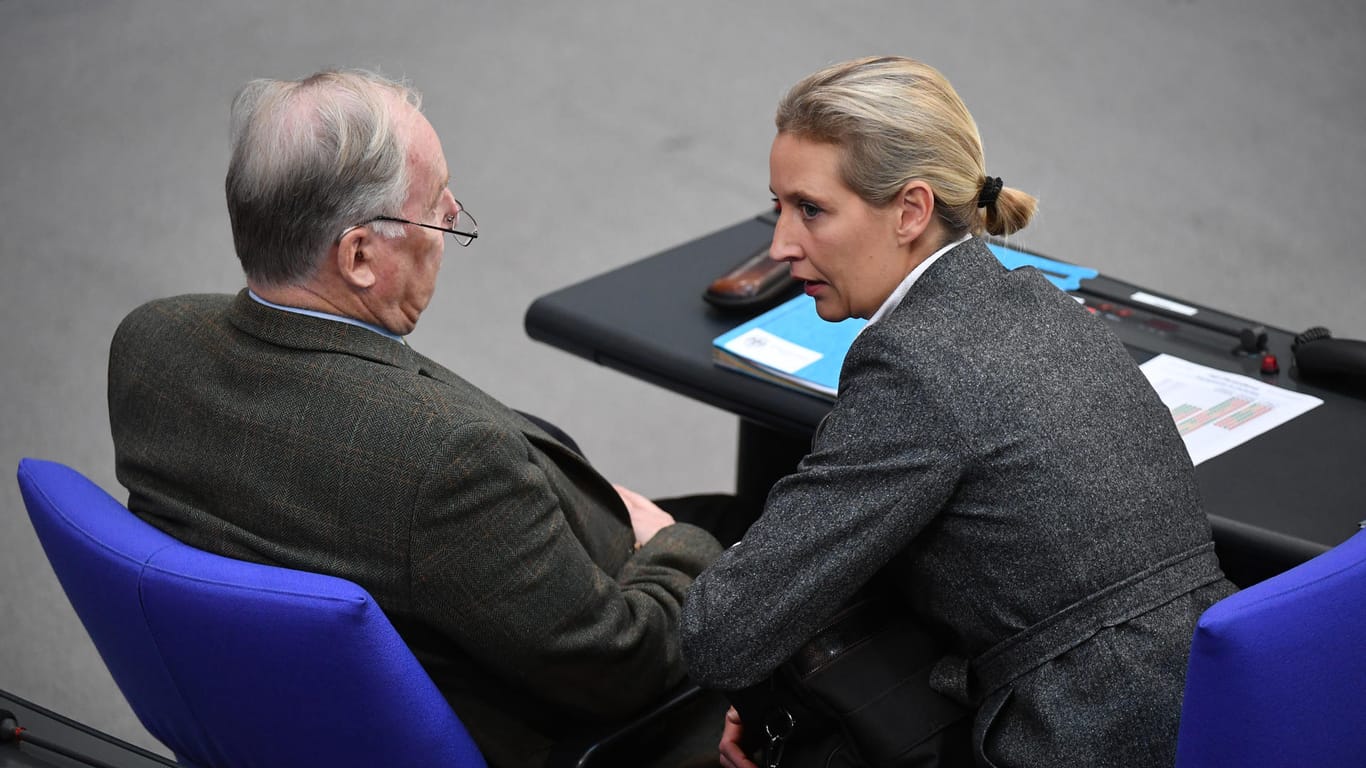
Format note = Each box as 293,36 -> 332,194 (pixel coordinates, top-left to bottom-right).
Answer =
798,202 -> 821,219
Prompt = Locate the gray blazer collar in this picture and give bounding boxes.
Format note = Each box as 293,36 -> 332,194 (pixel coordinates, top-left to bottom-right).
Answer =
918,237 -> 1002,287
885,237 -> 1004,320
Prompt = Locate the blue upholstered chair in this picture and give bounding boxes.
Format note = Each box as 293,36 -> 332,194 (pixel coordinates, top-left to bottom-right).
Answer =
1176,526 -> 1366,767
18,458 -> 488,768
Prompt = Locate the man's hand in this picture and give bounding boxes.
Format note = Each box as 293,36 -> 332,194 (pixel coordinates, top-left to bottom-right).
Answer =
719,707 -> 760,768
613,484 -> 675,547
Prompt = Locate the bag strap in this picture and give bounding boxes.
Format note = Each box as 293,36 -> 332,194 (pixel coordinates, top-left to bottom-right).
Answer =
787,595 -> 901,678
931,543 -> 1225,706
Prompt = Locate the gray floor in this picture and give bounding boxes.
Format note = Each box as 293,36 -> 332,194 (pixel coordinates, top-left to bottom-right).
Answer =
2,0 -> 1362,757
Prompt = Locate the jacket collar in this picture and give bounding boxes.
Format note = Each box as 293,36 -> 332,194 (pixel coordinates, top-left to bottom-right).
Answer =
225,289 -> 425,374
224,291 -> 545,433
902,237 -> 1000,294
923,236 -> 997,280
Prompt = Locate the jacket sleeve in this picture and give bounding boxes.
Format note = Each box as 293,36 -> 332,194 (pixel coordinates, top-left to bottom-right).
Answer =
680,328 -> 967,690
409,418 -> 722,720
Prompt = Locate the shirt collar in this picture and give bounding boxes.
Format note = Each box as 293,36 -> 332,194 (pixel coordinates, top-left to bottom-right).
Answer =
867,233 -> 973,326
247,289 -> 406,343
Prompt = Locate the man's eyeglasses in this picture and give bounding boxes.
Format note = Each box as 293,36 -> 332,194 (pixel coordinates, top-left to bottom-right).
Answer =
342,203 -> 479,247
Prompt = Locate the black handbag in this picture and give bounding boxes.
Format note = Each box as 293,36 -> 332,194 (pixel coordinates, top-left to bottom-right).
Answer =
730,590 -> 972,768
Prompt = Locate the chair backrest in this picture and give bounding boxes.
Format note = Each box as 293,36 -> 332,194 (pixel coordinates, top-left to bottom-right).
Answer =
1176,526 -> 1366,767
17,458 -> 487,768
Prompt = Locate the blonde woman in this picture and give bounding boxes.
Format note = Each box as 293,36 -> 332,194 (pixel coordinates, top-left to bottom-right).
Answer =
681,56 -> 1234,768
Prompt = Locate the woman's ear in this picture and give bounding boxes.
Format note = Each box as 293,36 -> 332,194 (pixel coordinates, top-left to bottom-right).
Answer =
894,180 -> 936,246
335,227 -> 378,289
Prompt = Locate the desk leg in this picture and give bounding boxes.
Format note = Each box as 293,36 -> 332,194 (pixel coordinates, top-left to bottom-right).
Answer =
735,419 -> 811,516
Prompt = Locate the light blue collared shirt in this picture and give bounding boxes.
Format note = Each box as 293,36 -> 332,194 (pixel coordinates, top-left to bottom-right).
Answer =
247,290 -> 406,343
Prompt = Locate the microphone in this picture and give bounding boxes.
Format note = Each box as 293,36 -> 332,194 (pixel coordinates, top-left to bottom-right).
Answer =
1292,327 -> 1366,398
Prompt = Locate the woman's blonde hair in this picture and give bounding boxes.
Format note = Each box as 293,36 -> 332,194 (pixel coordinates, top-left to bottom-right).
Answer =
776,56 -> 1036,238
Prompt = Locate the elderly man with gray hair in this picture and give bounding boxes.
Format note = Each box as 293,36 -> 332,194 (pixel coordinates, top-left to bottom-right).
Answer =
107,69 -> 732,768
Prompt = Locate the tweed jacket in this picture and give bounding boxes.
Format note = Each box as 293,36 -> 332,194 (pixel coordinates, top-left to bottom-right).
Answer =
681,239 -> 1235,767
108,291 -> 722,768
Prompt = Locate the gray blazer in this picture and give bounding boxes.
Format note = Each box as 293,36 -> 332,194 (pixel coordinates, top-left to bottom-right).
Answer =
681,239 -> 1234,767
108,292 -> 722,768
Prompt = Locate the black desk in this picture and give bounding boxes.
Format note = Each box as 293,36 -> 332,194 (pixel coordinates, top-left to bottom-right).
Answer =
0,690 -> 173,768
526,213 -> 1366,585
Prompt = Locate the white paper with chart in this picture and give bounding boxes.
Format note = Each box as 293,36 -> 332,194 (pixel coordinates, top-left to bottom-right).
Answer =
1139,353 -> 1323,465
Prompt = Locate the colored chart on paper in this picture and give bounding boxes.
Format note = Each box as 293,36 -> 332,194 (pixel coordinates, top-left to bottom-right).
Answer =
1173,396 -> 1273,435
1139,354 -> 1323,465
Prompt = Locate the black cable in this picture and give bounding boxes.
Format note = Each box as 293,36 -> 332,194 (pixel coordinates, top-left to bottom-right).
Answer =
1,708 -> 129,768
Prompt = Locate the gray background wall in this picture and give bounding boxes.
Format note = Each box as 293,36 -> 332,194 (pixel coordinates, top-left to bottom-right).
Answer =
2,0 -> 1362,756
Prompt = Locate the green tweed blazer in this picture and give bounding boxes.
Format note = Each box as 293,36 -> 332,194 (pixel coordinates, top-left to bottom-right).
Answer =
108,291 -> 722,768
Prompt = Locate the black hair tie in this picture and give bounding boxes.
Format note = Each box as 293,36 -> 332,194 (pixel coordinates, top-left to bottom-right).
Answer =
978,176 -> 1003,208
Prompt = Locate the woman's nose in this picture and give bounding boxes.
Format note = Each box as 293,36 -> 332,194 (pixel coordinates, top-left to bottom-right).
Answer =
769,216 -> 801,262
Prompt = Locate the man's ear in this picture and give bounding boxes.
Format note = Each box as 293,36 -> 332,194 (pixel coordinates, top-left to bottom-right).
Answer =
335,227 -> 378,290
894,180 -> 936,246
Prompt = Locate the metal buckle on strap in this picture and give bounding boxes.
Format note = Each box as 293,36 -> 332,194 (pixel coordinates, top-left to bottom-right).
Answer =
763,707 -> 796,768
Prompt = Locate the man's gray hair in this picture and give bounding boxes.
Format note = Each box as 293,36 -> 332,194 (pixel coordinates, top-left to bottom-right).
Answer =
225,69 -> 422,286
